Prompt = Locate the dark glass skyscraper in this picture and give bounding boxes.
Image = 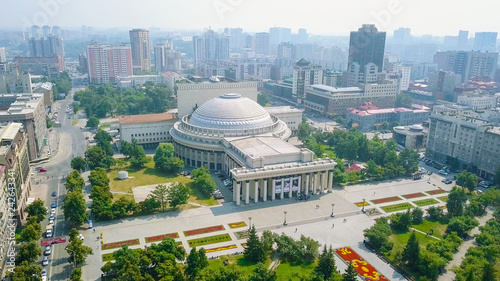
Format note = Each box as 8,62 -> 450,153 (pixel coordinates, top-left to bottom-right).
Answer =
348,24 -> 386,71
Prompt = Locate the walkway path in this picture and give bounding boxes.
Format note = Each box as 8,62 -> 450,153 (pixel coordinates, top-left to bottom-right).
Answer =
409,227 -> 441,240
438,210 -> 493,281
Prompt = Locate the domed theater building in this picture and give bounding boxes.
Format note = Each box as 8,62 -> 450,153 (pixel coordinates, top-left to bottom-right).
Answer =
170,93 -> 336,205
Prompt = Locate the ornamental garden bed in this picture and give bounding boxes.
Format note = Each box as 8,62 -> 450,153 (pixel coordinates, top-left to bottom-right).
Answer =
184,225 -> 225,236
101,239 -> 140,250
187,233 -> 232,248
334,247 -> 390,281
145,232 -> 179,243
354,201 -> 370,207
371,196 -> 402,204
402,192 -> 426,199
234,231 -> 249,240
437,195 -> 449,202
413,198 -> 439,207
205,244 -> 237,253
102,248 -> 142,262
228,221 -> 247,229
426,189 -> 447,195
380,202 -> 414,213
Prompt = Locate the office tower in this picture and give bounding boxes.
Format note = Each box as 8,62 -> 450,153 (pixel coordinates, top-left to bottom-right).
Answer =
129,29 -> 151,73
433,51 -> 498,82
348,24 -> 386,71
86,41 -> 133,84
292,58 -> 322,103
269,27 -> 292,46
28,36 -> 65,57
52,26 -> 61,36
255,32 -> 271,55
226,27 -> 245,49
297,28 -> 308,44
192,30 -> 229,68
393,27 -> 411,44
0,47 -> 5,63
31,25 -> 41,38
473,32 -> 497,52
42,25 -> 51,37
457,30 -> 469,50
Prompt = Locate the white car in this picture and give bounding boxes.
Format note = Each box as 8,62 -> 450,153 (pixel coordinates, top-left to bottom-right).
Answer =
77,234 -> 84,240
48,219 -> 54,225
42,257 -> 49,266
51,208 -> 56,215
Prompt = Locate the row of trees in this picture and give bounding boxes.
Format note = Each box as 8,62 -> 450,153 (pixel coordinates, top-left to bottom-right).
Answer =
84,129 -> 115,169
74,82 -> 173,118
62,170 -> 88,226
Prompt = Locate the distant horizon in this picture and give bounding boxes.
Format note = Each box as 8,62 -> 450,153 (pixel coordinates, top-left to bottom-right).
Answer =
2,0 -> 499,38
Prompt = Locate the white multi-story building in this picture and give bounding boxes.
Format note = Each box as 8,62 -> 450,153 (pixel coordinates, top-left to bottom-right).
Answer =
292,58 -> 323,104
119,112 -> 177,150
456,95 -> 497,109
116,75 -> 164,88
0,63 -> 32,94
265,106 -> 304,133
0,47 -> 6,63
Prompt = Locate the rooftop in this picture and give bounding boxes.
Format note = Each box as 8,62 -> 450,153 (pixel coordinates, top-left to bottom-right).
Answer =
0,122 -> 23,140
265,106 -> 304,114
118,112 -> 177,124
310,84 -> 362,94
230,136 -> 300,158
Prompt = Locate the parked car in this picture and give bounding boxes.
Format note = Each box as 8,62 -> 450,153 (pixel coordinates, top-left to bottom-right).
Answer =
51,202 -> 57,208
42,257 -> 49,266
44,246 -> 51,256
41,269 -> 47,276
39,168 -> 48,172
49,214 -> 55,220
444,179 -> 452,184
52,191 -> 57,197
77,234 -> 84,240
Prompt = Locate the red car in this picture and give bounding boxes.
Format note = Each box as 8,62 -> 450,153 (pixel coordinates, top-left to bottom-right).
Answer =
39,168 -> 48,172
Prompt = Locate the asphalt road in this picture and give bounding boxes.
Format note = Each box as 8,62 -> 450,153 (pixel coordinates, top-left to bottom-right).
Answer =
36,88 -> 88,280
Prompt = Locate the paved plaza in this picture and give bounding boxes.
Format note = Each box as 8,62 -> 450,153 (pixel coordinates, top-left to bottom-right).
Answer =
80,172 -> 454,281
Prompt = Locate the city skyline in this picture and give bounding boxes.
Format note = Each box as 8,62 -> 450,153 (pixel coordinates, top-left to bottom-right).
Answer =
3,0 -> 500,36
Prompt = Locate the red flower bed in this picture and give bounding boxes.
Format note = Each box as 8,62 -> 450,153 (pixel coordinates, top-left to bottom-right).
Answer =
371,196 -> 401,204
145,232 -> 179,243
335,247 -> 389,281
402,192 -> 426,199
427,189 -> 447,195
184,225 -> 225,236
102,239 -> 140,250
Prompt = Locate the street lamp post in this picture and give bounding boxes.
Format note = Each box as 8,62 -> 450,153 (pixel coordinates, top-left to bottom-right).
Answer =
362,198 -> 366,213
330,203 -> 335,217
283,211 -> 287,226
248,216 -> 252,230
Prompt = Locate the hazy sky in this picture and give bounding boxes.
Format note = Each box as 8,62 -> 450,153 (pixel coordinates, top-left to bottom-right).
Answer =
3,0 -> 500,36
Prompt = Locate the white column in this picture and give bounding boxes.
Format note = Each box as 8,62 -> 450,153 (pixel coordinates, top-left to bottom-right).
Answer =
322,172 -> 327,194
297,175 -> 302,196
245,181 -> 250,205
263,179 -> 268,202
288,176 -> 293,198
280,178 -> 284,199
314,173 -> 319,194
305,174 -> 309,195
254,180 -> 259,203
328,170 -> 334,192
235,181 -> 241,206
271,178 -> 276,201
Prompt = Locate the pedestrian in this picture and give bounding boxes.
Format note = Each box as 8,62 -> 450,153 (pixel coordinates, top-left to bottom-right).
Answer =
332,223 -> 334,228
295,228 -> 297,233
316,205 -> 319,209
93,229 -> 96,233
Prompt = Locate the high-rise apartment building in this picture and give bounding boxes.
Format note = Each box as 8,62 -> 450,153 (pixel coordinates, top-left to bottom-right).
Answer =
457,30 -> 469,50
86,41 -> 133,84
473,32 -> 497,52
433,51 -> 498,82
393,27 -> 411,44
31,25 -> 41,39
269,27 -> 292,46
28,36 -> 65,57
154,41 -> 181,72
255,33 -> 271,55
0,47 -> 6,63
129,29 -> 151,73
292,58 -> 323,103
348,24 -> 386,71
192,30 -> 229,68
42,25 -> 51,37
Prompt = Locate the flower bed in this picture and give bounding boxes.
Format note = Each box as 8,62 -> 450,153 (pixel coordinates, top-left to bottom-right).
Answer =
380,203 -> 414,213
241,243 -> 247,248
228,221 -> 247,229
187,233 -> 232,248
145,232 -> 179,243
205,244 -> 237,253
184,225 -> 224,236
437,195 -> 448,202
102,239 -> 140,250
335,247 -> 389,281
371,196 -> 402,204
426,189 -> 447,195
355,201 -> 370,207
413,198 -> 439,207
402,192 -> 426,199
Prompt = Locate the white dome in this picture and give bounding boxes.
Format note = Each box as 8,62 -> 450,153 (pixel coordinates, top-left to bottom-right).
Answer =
189,94 -> 275,130
409,124 -> 424,131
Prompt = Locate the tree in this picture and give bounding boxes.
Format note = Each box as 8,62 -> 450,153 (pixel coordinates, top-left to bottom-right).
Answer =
363,218 -> 393,253
399,149 -> 419,176
249,262 -> 277,281
71,156 -> 86,173
342,262 -> 358,281
19,222 -> 41,242
25,199 -> 47,222
63,191 -> 88,226
66,237 -> 93,266
257,93 -> 269,106
314,245 -> 338,281
69,228 -> 80,242
335,116 -> 344,125
148,184 -> 169,212
112,196 -> 137,218
446,216 -> 479,238
365,160 -> 383,179
70,267 -> 82,281
16,241 -> 41,264
412,208 -> 424,225
456,171 -> 478,192
167,182 -> 190,209
390,210 -> 412,232
401,232 -> 420,270
418,250 -> 446,280
94,129 -> 113,156
154,143 -> 184,173
395,93 -> 413,108
186,247 -> 208,279
88,167 -> 110,188
86,116 -> 99,129
244,225 -> 265,263
65,170 -> 85,192
85,146 -> 114,169
427,206 -> 444,221
298,119 -> 313,140
447,187 -> 468,217
8,261 -> 42,281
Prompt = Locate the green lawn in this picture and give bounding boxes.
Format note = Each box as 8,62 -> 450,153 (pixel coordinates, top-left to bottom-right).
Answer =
187,234 -> 232,248
412,219 -> 449,239
437,196 -> 449,202
388,230 -> 436,260
206,255 -> 270,277
380,202 -> 414,213
111,193 -> 135,202
108,159 -> 217,206
275,261 -> 316,281
412,198 -> 439,207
